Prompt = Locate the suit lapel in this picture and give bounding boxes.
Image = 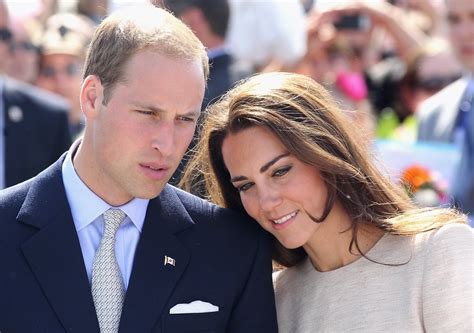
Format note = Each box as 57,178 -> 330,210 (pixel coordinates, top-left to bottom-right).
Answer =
120,186 -> 193,332
436,78 -> 469,139
3,80 -> 30,186
18,156 -> 99,332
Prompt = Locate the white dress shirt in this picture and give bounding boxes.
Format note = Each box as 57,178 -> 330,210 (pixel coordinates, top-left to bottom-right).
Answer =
62,145 -> 149,290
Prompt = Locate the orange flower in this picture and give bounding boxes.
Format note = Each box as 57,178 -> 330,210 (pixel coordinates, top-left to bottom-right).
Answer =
401,164 -> 432,192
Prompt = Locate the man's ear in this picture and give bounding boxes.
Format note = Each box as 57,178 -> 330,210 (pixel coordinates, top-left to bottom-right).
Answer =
80,75 -> 104,119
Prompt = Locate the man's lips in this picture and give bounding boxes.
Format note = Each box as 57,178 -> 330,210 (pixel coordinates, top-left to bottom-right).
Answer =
139,163 -> 170,180
140,162 -> 169,170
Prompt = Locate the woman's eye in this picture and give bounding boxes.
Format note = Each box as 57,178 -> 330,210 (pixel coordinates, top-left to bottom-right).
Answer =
273,166 -> 291,177
238,182 -> 254,192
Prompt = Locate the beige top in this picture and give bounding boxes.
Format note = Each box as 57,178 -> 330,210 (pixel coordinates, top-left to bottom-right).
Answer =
274,224 -> 474,333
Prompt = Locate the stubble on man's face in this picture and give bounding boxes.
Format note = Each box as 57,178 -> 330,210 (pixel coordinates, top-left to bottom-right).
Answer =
80,50 -> 205,206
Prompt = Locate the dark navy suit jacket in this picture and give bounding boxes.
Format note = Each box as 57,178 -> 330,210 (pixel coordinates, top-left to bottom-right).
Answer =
2,77 -> 71,188
0,154 -> 278,332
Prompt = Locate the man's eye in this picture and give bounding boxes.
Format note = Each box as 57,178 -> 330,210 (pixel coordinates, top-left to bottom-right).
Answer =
137,110 -> 154,116
447,14 -> 459,25
273,166 -> 291,177
238,182 -> 254,192
177,115 -> 197,123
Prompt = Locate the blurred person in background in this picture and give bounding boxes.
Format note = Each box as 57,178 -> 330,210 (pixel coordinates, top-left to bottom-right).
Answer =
284,0 -> 428,142
0,1 -> 9,74
386,0 -> 441,35
162,0 -> 235,108
0,0 -> 71,189
6,16 -> 41,84
289,0 -> 427,80
161,0 -> 245,188
182,72 -> 473,332
417,0 -> 474,221
5,0 -> 59,27
76,0 -> 107,24
368,37 -> 462,141
290,1 -> 461,142
228,0 -> 307,73
36,12 -> 95,138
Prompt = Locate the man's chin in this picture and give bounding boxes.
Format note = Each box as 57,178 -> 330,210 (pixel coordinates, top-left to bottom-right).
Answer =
133,183 -> 168,199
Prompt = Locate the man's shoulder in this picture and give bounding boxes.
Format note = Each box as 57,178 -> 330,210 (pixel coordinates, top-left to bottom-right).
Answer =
0,156 -> 64,214
171,185 -> 251,219
418,78 -> 467,118
3,77 -> 70,114
0,180 -> 33,219
170,185 -> 259,234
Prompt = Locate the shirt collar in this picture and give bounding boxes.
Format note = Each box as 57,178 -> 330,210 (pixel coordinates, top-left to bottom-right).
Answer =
62,140 -> 149,232
207,46 -> 227,60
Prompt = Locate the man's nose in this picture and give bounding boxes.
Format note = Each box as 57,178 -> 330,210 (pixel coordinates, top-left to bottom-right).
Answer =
151,121 -> 176,157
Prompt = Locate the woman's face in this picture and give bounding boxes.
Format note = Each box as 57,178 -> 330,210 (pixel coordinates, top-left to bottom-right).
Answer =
221,126 -> 328,249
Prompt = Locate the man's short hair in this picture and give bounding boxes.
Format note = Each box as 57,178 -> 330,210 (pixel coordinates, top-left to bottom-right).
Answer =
165,0 -> 230,39
83,4 -> 209,104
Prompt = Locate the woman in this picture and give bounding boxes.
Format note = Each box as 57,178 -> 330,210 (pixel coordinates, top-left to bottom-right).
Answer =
182,72 -> 473,332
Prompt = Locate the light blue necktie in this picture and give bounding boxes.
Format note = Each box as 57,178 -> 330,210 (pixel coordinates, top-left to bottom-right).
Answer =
92,208 -> 126,333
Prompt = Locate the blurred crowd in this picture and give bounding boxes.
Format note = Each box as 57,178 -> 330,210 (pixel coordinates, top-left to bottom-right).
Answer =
0,0 -> 472,221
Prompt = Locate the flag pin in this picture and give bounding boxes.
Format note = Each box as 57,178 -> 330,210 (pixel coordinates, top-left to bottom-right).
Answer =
164,255 -> 175,266
8,106 -> 24,123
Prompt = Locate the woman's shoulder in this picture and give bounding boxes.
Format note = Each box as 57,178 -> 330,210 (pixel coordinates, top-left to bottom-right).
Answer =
415,223 -> 473,248
272,266 -> 297,288
273,258 -> 312,290
413,223 -> 473,268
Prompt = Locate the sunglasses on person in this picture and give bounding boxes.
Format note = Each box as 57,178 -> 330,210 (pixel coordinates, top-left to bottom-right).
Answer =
10,40 -> 38,53
40,63 -> 82,78
0,27 -> 13,43
415,74 -> 462,92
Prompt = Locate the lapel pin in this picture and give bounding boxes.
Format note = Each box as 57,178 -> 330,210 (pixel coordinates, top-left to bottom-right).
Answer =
164,255 -> 176,266
8,106 -> 24,123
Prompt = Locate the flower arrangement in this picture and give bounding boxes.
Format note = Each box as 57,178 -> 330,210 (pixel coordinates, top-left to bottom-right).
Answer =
400,164 -> 448,207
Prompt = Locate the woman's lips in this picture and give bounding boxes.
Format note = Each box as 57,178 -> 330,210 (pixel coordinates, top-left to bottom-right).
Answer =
270,210 -> 298,230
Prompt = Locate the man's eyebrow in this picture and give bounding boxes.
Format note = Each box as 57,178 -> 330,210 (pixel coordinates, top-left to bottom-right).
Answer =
131,102 -> 200,117
130,102 -> 164,113
180,109 -> 201,118
260,153 -> 290,173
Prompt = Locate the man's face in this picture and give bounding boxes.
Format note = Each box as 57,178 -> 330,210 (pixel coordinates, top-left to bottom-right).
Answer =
36,54 -> 82,108
82,50 -> 205,205
7,21 -> 39,83
0,3 -> 11,72
446,0 -> 474,73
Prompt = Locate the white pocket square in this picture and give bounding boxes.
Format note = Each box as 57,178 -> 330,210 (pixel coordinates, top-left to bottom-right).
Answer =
169,300 -> 219,314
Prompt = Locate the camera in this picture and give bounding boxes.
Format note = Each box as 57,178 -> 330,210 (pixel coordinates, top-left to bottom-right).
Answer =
334,14 -> 371,31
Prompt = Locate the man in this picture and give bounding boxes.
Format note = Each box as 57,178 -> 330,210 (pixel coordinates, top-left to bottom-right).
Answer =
417,0 -> 474,219
36,13 -> 95,138
6,16 -> 40,84
0,0 -> 71,189
0,5 -> 277,333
